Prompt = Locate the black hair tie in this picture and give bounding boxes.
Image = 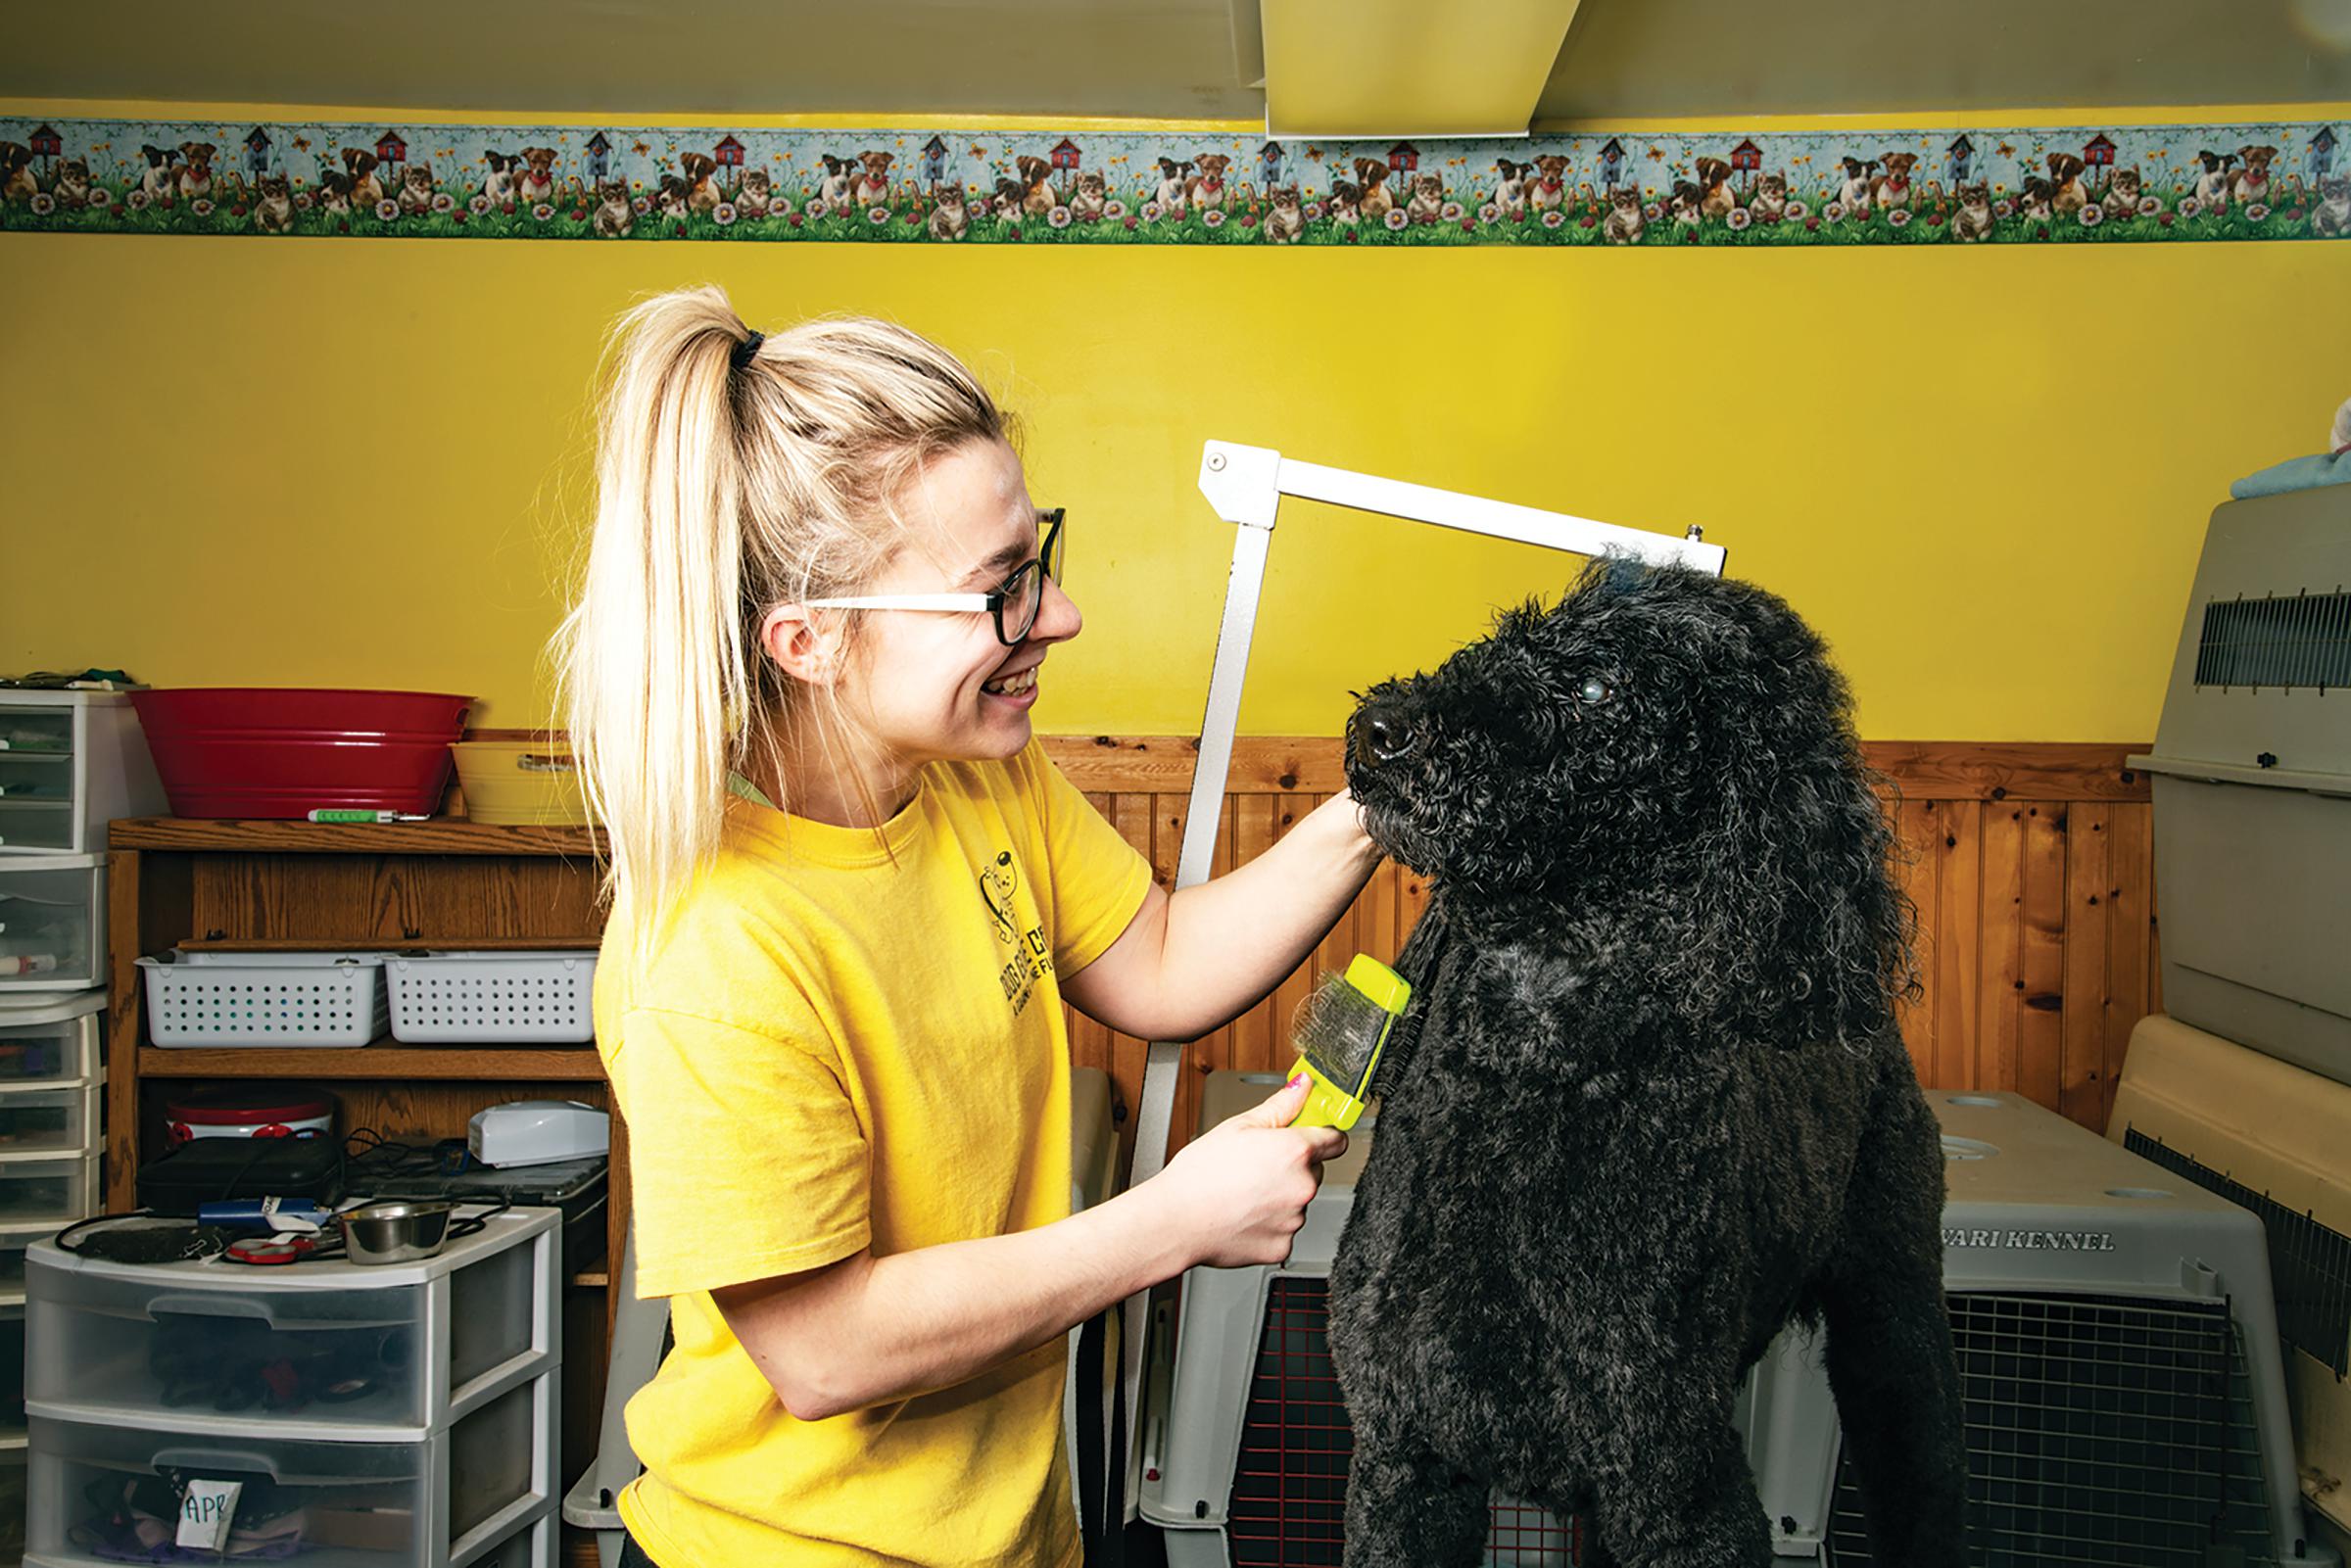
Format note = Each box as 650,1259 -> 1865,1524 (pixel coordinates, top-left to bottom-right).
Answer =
730,329 -> 765,371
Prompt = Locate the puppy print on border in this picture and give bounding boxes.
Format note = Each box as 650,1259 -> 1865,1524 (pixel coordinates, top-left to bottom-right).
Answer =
5,114 -> 2331,247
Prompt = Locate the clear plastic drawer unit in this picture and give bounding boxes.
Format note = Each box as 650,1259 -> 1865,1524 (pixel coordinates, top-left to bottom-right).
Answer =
0,858 -> 105,993
0,692 -> 168,857
0,992 -> 104,1089
24,1209 -> 556,1438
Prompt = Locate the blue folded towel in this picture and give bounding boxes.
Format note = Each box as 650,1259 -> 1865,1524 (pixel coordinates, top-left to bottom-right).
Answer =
2231,449 -> 2351,500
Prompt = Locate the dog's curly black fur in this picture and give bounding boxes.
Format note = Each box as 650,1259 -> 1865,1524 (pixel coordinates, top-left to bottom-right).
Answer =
1330,557 -> 1967,1567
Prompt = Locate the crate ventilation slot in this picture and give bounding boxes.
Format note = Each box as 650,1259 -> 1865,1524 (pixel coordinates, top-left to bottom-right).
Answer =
2125,1127 -> 2351,1376
2193,591 -> 2351,691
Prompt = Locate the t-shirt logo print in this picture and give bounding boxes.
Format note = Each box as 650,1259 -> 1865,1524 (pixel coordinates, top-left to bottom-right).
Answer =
979,847 -> 1056,1018
977,851 -> 1020,942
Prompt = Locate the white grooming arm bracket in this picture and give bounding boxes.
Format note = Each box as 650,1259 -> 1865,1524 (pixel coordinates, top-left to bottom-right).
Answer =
1197,440 -> 1728,574
1110,442 -> 1726,1524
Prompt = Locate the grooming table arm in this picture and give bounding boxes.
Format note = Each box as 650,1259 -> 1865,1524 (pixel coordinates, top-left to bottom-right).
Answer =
1112,441 -> 1723,1524
1200,441 -> 1727,575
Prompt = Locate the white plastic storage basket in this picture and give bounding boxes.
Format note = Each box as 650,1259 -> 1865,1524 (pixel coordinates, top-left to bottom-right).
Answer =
0,859 -> 104,994
0,993 -> 102,1090
385,952 -> 597,1044
138,951 -> 388,1047
0,692 -> 168,858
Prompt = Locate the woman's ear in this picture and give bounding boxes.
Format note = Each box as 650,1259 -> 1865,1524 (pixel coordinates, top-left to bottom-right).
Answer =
759,604 -> 841,688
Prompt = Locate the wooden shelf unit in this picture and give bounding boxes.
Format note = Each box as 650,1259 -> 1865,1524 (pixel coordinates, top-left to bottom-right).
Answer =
109,816 -> 601,856
103,814 -> 623,1560
137,1045 -> 607,1080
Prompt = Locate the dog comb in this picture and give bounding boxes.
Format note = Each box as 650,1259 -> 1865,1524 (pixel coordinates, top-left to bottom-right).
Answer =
1286,954 -> 1412,1131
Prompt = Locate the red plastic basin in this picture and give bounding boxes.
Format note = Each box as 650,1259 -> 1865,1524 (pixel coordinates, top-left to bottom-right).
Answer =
128,688 -> 470,819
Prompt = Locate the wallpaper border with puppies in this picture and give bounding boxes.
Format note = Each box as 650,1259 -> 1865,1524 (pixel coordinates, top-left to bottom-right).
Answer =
1,116 -> 2341,247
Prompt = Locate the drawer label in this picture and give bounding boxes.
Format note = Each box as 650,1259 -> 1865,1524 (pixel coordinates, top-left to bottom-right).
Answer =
177,1479 -> 243,1551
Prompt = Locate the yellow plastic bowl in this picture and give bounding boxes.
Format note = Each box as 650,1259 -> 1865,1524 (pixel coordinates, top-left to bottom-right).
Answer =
453,740 -> 595,826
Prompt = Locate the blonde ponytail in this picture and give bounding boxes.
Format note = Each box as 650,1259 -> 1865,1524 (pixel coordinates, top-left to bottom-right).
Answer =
556,284 -> 1010,930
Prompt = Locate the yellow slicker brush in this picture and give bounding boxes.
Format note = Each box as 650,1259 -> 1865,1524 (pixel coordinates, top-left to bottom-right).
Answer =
1284,954 -> 1413,1132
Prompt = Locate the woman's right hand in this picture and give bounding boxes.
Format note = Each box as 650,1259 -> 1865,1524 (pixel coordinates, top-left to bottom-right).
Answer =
1149,1076 -> 1347,1269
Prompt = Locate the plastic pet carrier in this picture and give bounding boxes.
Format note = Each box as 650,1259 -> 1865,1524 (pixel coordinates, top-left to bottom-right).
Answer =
2129,485 -> 2351,1087
1142,1071 -> 1591,1567
2108,1013 -> 2351,1544
1813,1092 -> 2333,1567
1143,1076 -> 2336,1567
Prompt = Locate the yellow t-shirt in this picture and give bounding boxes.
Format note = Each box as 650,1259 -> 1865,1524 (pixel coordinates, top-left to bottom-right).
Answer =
596,738 -> 1153,1568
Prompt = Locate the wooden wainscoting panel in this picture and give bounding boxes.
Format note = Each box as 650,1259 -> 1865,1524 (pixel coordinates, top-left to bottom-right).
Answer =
1892,798 -> 1943,1086
2101,802 -> 2155,1130
1230,795 -> 1279,1076
2059,804 -> 2114,1128
1858,741 -> 2150,802
2016,804 -> 2072,1116
1933,800 -> 1984,1096
1045,737 -> 2161,1155
1975,804 -> 2027,1096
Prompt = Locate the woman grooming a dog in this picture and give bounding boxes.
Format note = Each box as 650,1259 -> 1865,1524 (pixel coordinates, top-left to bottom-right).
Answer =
558,284 -> 1373,1568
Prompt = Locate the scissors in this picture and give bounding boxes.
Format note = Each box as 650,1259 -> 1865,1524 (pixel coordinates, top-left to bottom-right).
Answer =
223,1232 -> 326,1266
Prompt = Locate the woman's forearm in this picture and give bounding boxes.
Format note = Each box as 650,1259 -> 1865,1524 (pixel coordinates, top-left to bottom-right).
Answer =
1149,790 -> 1383,1039
720,1077 -> 1335,1422
724,1182 -> 1190,1421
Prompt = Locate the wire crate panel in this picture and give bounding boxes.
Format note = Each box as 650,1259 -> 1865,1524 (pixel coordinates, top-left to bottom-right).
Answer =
386,952 -> 597,1044
1827,1291 -> 2277,1567
1223,1275 -> 1581,1568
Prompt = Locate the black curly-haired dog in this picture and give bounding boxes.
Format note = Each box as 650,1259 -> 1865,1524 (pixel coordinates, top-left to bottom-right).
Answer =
1330,557 -> 1966,1567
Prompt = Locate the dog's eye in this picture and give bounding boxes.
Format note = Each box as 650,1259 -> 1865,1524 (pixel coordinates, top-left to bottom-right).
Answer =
1575,676 -> 1615,706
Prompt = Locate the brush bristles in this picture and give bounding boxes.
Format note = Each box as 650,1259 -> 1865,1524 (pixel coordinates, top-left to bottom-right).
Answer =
1291,970 -> 1393,1091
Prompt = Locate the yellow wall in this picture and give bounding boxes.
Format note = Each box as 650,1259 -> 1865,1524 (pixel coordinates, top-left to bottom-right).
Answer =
4,100 -> 2346,740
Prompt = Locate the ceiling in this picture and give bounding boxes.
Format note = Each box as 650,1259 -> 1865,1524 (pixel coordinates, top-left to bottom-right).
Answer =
2,0 -> 2344,125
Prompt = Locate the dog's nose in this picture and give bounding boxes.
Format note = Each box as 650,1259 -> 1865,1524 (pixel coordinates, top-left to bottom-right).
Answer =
1356,709 -> 1413,767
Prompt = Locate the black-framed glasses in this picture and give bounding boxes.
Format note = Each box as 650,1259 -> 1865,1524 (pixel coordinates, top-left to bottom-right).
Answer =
807,508 -> 1066,646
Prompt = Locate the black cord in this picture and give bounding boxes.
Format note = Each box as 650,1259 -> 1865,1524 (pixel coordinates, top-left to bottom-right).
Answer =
54,1211 -> 226,1264
441,1198 -> 512,1243
53,1210 -> 148,1252
344,1125 -> 474,1180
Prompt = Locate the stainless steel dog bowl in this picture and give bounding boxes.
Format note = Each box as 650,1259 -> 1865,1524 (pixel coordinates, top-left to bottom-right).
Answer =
338,1200 -> 458,1265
